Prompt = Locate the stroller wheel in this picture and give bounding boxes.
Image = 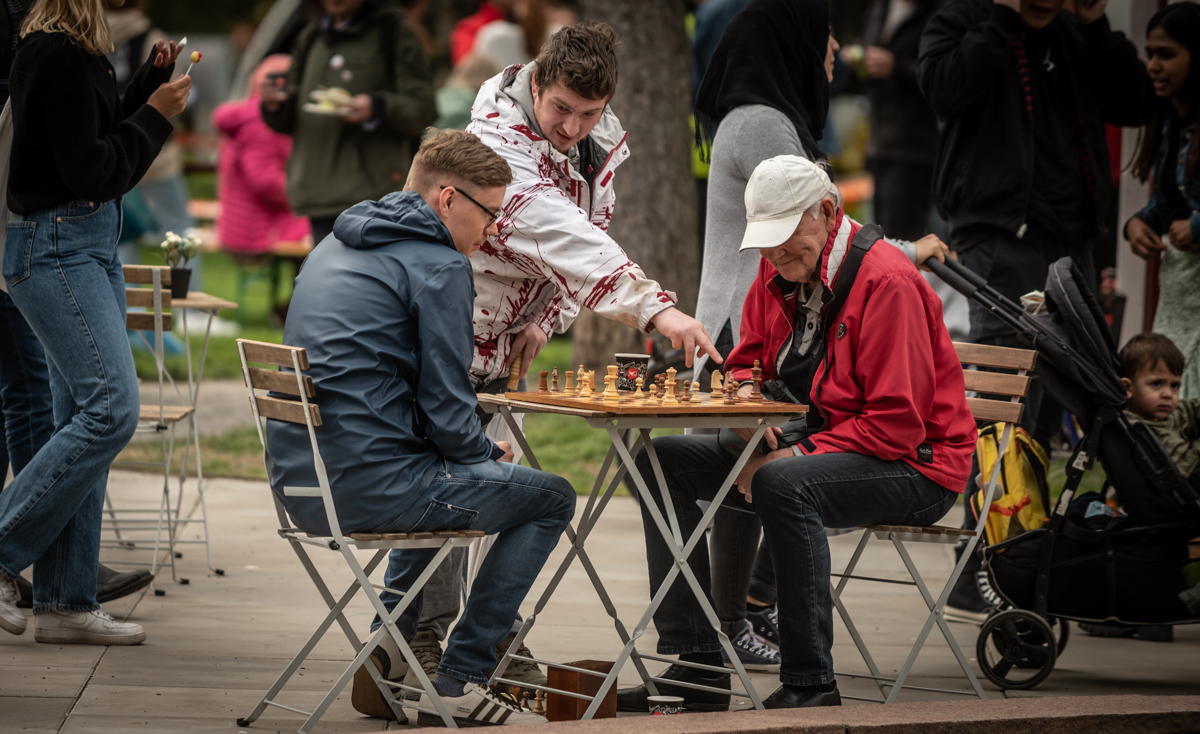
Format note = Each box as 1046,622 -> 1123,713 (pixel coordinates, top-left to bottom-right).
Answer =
976,609 -> 1057,690
1051,616 -> 1070,656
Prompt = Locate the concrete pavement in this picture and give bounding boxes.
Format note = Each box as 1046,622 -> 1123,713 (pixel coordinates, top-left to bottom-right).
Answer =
1,470 -> 1197,733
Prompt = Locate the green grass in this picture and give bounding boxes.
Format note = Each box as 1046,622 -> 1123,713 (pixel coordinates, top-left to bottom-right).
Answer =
116,425 -> 267,481
1048,453 -> 1108,505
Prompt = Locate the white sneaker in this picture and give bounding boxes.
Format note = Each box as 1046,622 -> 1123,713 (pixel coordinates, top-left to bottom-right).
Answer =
34,609 -> 146,645
0,576 -> 27,635
417,682 -> 547,727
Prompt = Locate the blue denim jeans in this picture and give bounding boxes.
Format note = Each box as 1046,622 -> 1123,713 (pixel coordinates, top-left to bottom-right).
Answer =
372,458 -> 575,684
0,290 -> 55,478
0,200 -> 140,613
635,434 -> 957,686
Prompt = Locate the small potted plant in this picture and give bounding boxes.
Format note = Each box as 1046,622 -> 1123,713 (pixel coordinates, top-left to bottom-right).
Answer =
160,231 -> 200,299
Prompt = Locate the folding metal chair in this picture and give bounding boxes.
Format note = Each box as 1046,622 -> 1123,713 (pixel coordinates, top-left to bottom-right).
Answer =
831,342 -> 1036,702
103,265 -> 193,591
235,338 -> 479,732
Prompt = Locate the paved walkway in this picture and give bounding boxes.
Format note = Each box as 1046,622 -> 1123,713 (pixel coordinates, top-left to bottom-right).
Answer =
2,470 -> 1197,733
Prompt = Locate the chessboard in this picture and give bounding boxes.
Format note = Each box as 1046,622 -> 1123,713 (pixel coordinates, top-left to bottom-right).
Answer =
500,390 -> 806,416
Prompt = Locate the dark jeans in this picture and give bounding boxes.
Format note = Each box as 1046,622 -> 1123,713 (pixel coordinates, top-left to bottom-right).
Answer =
0,290 -> 55,481
710,510 -> 775,636
871,161 -> 934,242
636,434 -> 957,686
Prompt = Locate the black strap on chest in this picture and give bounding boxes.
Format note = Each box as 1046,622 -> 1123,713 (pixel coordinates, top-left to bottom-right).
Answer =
823,222 -> 883,331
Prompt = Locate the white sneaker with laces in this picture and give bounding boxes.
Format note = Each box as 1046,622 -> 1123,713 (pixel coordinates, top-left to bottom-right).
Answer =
34,609 -> 146,645
0,576 -> 27,635
417,682 -> 547,727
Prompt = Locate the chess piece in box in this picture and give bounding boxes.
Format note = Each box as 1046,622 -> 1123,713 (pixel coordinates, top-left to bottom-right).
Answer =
546,660 -> 616,721
662,367 -> 679,405
603,365 -> 620,401
538,371 -> 549,393
749,359 -> 765,402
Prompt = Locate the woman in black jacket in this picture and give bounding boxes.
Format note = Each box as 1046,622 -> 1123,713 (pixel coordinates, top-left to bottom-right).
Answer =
0,0 -> 189,645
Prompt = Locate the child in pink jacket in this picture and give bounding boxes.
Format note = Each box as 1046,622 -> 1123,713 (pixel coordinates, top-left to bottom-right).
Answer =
212,55 -> 309,253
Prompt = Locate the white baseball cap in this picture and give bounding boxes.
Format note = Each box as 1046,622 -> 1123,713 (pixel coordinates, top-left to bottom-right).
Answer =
740,155 -> 841,251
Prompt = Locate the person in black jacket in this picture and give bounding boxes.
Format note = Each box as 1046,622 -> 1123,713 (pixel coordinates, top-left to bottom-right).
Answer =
0,0 -> 189,646
853,0 -> 943,241
917,0 -> 1149,621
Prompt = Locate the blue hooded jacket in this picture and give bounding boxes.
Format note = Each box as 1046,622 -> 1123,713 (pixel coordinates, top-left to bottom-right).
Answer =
266,190 -> 502,536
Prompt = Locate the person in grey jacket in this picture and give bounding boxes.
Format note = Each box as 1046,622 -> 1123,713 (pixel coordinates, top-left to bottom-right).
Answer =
265,130 -> 573,726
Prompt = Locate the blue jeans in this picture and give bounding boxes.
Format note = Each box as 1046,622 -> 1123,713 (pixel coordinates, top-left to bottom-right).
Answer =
0,290 -> 55,478
0,200 -> 140,613
372,458 -> 575,684
636,434 -> 957,686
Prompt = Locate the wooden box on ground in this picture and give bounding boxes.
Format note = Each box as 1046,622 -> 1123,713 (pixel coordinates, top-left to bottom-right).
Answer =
546,660 -> 616,721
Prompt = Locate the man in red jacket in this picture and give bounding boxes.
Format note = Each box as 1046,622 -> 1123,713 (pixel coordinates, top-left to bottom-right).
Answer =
617,155 -> 976,711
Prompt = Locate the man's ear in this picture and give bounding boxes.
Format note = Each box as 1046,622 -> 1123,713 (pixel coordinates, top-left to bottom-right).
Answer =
1121,376 -> 1133,399
821,198 -> 837,230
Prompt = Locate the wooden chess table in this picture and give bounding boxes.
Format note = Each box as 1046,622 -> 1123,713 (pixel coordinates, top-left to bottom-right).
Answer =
477,389 -> 805,719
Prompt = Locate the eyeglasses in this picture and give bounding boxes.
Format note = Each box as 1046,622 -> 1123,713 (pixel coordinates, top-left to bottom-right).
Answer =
441,185 -> 502,225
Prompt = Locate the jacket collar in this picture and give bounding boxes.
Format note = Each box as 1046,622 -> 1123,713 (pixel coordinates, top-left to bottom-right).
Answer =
761,209 -> 854,302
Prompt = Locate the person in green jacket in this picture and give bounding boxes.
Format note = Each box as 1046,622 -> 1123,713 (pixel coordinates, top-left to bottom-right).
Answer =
261,0 -> 437,245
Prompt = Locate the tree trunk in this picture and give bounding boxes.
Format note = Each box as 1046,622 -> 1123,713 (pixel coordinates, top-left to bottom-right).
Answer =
571,0 -> 698,368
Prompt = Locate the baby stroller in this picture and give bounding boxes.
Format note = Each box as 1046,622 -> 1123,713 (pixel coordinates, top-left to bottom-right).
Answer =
927,257 -> 1200,690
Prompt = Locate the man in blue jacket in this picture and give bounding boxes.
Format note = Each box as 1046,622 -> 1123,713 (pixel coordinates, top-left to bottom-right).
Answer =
266,130 -> 573,727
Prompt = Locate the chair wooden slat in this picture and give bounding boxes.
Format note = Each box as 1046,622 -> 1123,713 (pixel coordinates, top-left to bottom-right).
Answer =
966,397 -> 1024,424
123,264 -> 172,286
253,395 -> 322,426
248,367 -> 316,398
238,339 -> 310,370
953,342 -> 1037,372
127,312 -> 173,332
125,288 -> 172,309
138,405 -> 194,424
962,370 -> 1030,398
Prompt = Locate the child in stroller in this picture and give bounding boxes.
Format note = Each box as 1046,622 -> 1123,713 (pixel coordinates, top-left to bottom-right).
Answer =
1078,333 -> 1200,642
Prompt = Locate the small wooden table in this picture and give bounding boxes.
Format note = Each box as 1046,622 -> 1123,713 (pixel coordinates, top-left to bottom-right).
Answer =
477,390 -> 805,719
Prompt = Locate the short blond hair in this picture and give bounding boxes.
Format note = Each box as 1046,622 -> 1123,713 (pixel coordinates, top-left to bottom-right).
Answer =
406,129 -> 512,193
22,0 -> 112,56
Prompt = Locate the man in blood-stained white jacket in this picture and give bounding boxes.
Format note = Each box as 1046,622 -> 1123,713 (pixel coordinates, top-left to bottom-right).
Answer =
465,23 -> 720,387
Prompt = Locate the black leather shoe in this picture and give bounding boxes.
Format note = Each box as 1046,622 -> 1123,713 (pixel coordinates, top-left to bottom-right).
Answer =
616,664 -> 731,713
16,575 -> 32,609
96,566 -> 154,603
762,682 -> 842,708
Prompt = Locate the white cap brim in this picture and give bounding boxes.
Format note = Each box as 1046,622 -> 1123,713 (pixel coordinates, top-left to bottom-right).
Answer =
740,213 -> 802,251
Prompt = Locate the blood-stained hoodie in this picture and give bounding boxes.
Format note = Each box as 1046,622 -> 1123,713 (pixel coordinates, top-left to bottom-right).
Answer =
726,212 -> 976,492
465,63 -> 677,385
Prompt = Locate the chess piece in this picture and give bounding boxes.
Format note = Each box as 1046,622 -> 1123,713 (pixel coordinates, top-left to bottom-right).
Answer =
506,348 -> 523,391
724,379 -> 738,405
532,690 -> 546,716
511,685 -> 523,699
565,370 -> 574,393
551,367 -> 559,392
580,368 -> 593,397
603,365 -> 620,401
577,364 -> 586,395
662,367 -> 679,405
680,380 -> 692,402
634,376 -> 645,399
538,371 -> 549,393
750,359 -> 764,402
711,370 -> 724,393
522,691 -> 531,711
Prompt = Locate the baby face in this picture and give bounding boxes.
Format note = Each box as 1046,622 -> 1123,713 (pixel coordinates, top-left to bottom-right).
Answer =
1123,360 -> 1181,421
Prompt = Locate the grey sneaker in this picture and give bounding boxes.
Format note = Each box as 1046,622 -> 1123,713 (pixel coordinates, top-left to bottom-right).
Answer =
0,576 -> 27,635
721,624 -> 781,672
492,632 -> 547,688
401,630 -> 444,700
33,609 -> 145,645
417,682 -> 547,727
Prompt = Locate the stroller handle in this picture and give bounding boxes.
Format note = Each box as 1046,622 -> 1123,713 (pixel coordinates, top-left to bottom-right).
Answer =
926,258 -> 978,298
